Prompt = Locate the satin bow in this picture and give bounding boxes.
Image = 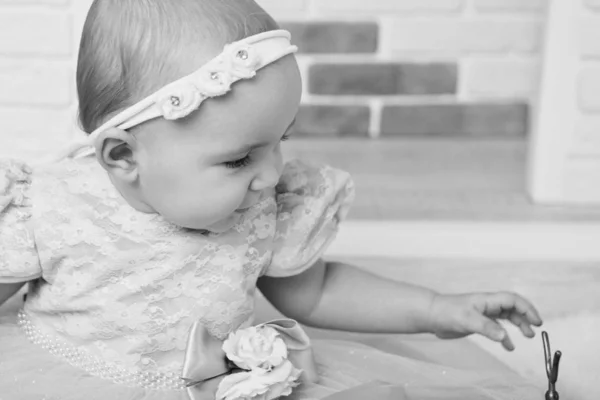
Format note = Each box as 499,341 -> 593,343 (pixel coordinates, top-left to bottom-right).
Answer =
181,319 -> 408,400
181,319 -> 319,400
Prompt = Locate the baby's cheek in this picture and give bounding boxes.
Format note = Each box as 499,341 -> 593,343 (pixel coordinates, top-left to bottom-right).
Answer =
146,170 -> 248,229
211,184 -> 248,213
183,185 -> 242,226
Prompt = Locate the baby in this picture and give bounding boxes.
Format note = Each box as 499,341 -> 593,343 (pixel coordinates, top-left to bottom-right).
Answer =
0,1 -> 545,399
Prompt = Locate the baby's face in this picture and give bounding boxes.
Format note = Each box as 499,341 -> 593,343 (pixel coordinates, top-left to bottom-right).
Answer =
132,56 -> 302,232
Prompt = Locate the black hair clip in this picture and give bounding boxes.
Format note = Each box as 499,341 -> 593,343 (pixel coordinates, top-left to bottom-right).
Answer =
542,331 -> 561,400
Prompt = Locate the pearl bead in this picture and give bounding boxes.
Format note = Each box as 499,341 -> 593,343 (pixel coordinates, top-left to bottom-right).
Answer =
17,311 -> 186,391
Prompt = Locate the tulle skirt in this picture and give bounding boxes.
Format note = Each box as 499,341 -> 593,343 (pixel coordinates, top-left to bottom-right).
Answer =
0,296 -> 544,400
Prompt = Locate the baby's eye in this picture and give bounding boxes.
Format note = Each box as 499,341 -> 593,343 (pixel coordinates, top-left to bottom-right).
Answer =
281,133 -> 291,142
224,155 -> 252,169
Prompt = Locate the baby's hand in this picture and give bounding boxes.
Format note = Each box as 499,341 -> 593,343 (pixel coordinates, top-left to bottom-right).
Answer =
428,292 -> 543,351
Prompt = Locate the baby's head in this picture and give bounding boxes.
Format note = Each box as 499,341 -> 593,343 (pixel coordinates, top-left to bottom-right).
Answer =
76,0 -> 302,232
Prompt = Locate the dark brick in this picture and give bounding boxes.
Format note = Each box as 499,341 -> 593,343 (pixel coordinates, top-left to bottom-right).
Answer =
283,22 -> 378,54
292,105 -> 370,137
380,103 -> 529,137
308,63 -> 457,96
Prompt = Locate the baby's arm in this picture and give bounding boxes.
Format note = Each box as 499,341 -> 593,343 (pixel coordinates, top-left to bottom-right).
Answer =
265,161 -> 542,347
258,259 -> 437,334
0,282 -> 25,307
258,258 -> 543,349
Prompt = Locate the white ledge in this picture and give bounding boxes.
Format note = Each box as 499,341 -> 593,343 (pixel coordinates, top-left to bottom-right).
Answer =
326,221 -> 600,261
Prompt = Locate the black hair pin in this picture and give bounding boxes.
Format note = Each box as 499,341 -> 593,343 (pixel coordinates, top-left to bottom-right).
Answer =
542,331 -> 561,400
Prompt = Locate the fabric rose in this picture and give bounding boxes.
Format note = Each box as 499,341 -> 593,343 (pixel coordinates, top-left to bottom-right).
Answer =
215,325 -> 302,400
156,82 -> 205,120
215,360 -> 301,400
221,43 -> 260,79
222,325 -> 287,371
181,319 -> 315,400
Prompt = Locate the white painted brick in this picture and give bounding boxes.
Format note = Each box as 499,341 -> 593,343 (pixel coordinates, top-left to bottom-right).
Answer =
0,0 -> 67,4
72,0 -> 93,55
0,11 -> 71,56
579,16 -> 600,57
473,0 -> 546,12
0,60 -> 71,106
464,58 -> 540,98
389,18 -> 541,55
315,0 -> 464,14
0,108 -> 74,162
578,67 -> 600,112
256,0 -> 309,17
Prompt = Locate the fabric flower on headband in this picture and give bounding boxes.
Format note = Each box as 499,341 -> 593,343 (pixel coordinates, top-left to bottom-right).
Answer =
154,43 -> 261,121
221,43 -> 260,79
156,82 -> 206,120
181,319 -> 318,400
198,69 -> 234,97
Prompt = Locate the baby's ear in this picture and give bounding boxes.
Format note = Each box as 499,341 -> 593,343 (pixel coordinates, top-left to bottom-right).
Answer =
95,128 -> 139,183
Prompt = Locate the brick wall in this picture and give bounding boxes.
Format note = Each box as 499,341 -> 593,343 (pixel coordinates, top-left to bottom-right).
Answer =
0,0 -> 546,160
264,0 -> 544,138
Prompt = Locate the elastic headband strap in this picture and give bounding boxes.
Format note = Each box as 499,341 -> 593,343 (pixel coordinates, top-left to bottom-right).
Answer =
45,30 -> 297,164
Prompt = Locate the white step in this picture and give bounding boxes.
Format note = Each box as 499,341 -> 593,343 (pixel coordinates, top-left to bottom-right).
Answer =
329,220 -> 600,261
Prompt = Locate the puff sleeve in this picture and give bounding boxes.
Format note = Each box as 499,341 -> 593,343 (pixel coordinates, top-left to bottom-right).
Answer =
263,159 -> 355,278
0,159 -> 42,283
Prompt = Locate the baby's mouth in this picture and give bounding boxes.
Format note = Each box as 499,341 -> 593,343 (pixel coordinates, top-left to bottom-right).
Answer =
236,192 -> 266,212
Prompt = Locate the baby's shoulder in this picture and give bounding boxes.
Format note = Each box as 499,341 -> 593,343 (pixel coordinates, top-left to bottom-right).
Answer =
30,157 -> 121,205
264,159 -> 355,278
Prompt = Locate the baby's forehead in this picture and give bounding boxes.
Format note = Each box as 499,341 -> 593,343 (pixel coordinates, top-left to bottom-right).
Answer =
191,59 -> 301,142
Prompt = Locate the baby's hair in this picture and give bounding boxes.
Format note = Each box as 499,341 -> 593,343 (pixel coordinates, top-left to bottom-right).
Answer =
76,0 -> 279,133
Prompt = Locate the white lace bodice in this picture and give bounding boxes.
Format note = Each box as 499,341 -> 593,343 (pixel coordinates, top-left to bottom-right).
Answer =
0,157 -> 354,377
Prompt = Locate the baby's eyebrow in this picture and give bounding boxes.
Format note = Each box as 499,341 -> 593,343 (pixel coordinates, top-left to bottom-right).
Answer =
221,118 -> 297,158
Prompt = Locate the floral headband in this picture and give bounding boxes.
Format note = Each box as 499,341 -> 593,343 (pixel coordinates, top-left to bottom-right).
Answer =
52,30 -> 298,162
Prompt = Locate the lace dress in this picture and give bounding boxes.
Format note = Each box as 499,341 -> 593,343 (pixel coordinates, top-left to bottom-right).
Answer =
0,157 -> 542,400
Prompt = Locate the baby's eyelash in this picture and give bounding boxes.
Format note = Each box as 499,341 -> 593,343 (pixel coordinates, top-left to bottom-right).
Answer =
224,133 -> 290,169
224,155 -> 252,169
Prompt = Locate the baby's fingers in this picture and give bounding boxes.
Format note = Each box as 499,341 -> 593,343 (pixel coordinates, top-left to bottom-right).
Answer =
467,313 -> 514,351
508,313 -> 536,338
487,292 -> 543,327
516,297 -> 543,327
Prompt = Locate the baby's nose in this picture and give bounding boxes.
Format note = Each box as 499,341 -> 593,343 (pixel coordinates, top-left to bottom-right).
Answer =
250,166 -> 280,192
